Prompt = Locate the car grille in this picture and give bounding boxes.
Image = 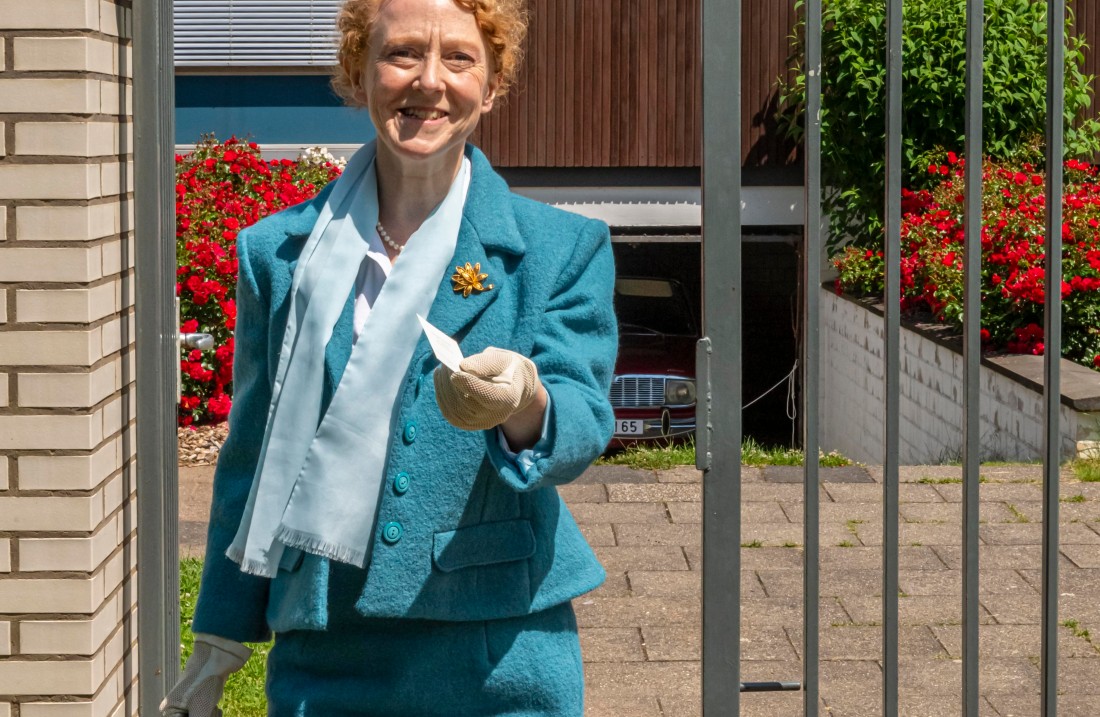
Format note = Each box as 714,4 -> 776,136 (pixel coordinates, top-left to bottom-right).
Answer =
610,376 -> 665,408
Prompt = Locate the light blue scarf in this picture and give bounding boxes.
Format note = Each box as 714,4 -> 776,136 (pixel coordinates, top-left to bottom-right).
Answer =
227,141 -> 470,577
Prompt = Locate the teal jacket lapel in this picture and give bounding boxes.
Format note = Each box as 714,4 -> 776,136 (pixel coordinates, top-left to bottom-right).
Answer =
282,145 -> 526,394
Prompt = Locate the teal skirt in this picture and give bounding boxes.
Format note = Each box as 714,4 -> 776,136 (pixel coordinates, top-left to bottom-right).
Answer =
265,600 -> 583,717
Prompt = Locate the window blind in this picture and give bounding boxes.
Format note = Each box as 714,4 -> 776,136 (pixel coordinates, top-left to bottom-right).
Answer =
174,0 -> 342,67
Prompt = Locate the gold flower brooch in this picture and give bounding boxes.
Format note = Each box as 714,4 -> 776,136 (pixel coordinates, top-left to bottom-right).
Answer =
452,262 -> 494,298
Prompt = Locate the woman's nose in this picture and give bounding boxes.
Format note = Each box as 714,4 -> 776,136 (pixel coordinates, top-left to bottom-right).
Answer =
417,56 -> 444,92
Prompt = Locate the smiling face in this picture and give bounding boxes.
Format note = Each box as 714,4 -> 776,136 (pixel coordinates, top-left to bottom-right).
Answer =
355,0 -> 498,172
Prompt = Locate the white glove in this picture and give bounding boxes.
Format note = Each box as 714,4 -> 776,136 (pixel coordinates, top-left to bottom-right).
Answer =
160,633 -> 252,717
434,347 -> 540,430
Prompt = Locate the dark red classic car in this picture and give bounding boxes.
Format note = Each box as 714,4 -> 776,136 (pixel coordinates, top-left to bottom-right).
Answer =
609,277 -> 698,445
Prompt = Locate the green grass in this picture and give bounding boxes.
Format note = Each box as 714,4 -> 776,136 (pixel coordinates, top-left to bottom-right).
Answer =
180,558 -> 270,717
1071,458 -> 1100,482
599,437 -> 852,470
1062,494 -> 1087,504
741,539 -> 764,548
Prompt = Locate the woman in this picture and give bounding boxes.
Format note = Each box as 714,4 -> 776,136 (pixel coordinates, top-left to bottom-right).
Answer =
161,0 -> 617,714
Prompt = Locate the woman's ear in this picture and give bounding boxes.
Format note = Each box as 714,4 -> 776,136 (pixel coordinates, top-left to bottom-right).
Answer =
481,73 -> 501,113
344,57 -> 368,105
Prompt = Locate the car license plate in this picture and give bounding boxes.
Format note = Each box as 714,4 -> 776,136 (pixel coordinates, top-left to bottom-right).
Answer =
616,419 -> 643,436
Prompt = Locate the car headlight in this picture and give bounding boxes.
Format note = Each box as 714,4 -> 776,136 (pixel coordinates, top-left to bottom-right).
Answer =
664,379 -> 696,405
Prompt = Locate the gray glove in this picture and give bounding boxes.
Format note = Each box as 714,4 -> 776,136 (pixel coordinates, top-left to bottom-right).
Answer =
434,347 -> 540,430
160,633 -> 251,717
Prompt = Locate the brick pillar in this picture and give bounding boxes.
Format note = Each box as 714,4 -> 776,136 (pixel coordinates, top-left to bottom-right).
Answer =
0,1 -> 138,714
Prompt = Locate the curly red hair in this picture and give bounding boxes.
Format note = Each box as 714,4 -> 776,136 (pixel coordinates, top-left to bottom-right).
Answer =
332,0 -> 528,106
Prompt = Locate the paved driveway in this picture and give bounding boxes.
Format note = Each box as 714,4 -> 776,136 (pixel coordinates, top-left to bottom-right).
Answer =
180,462 -> 1100,716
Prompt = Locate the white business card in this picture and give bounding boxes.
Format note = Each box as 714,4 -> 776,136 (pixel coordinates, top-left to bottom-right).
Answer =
417,314 -> 464,372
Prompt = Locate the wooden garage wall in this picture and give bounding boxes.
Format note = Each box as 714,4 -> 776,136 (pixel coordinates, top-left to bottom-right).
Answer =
475,1 -> 1100,170
472,0 -> 799,169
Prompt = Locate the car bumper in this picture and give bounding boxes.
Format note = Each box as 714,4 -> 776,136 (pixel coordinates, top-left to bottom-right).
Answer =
612,407 -> 696,442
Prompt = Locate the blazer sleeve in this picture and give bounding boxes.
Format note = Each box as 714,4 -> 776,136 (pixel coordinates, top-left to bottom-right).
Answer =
191,228 -> 274,643
485,218 -> 618,490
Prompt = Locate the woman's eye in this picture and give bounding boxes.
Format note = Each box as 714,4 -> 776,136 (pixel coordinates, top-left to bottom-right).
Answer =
447,53 -> 475,66
388,48 -> 417,61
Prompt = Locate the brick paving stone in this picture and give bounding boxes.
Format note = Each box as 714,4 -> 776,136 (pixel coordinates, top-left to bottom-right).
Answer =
641,625 -> 703,661
756,568 -> 882,599
1059,502 -> 1100,522
741,596 -> 851,627
741,522 -> 805,546
570,502 -> 671,525
666,501 -> 701,524
897,522 -> 971,546
582,661 -> 699,697
579,465 -> 658,484
728,546 -> 805,571
724,692 -> 810,717
932,623 -> 1100,659
742,483 -> 822,503
580,523 -> 616,547
656,465 -> 701,483
574,596 -> 700,628
739,626 -> 801,661
841,595 -> 995,627
898,656 -> 1039,694
594,545 -> 689,572
608,483 -> 701,503
980,593 -> 1042,625
1060,523 -> 1100,545
559,482 -> 608,503
890,464 -> 961,482
743,500 -> 792,523
655,695 -> 702,717
932,544 -> 1047,570
1060,593 -> 1100,626
785,625 -> 943,660
898,568 -> 1034,596
807,501 -> 884,523
589,571 -> 632,598
986,693 -> 1100,717
978,523 -> 1042,545
739,658 -> 804,684
583,694 -> 662,717
897,694 -> 1001,717
820,545 -> 949,570
614,522 -> 701,547
998,500 -> 1044,522
627,570 -> 703,598
580,627 -> 646,662
1057,657 -> 1100,692
824,483 -> 946,503
1062,543 -> 1100,568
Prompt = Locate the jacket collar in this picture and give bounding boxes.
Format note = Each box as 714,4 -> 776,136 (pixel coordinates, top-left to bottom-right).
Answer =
284,144 -> 524,389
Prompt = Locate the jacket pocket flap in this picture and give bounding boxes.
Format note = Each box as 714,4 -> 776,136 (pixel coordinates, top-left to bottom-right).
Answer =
433,519 -> 535,573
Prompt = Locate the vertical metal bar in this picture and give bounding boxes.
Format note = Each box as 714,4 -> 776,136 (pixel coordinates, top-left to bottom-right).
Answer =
802,0 -> 823,713
961,1 -> 984,714
1042,1 -> 1065,715
135,0 -> 180,711
699,0 -> 742,712
883,0 -> 903,713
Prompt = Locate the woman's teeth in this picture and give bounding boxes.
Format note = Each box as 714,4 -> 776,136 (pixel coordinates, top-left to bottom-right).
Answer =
400,108 -> 446,120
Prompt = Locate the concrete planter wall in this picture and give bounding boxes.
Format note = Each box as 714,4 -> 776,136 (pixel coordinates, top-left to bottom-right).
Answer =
820,287 -> 1100,464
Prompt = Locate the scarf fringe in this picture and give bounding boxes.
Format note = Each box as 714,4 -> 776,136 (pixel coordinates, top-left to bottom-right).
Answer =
274,525 -> 368,568
225,544 -> 278,578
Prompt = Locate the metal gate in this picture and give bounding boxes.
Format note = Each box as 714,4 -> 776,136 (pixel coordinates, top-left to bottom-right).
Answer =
699,0 -> 1067,714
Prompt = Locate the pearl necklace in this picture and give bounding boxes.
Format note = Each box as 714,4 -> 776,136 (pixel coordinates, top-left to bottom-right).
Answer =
376,221 -> 405,253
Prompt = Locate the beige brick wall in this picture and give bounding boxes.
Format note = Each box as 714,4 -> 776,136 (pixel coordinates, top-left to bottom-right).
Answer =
0,1 -> 139,713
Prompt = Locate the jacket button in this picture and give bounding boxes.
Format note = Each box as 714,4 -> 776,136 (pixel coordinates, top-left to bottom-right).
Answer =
403,421 -> 418,443
393,472 -> 410,495
382,521 -> 403,545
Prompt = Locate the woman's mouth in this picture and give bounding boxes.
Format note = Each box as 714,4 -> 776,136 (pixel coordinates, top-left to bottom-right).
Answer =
399,108 -> 447,121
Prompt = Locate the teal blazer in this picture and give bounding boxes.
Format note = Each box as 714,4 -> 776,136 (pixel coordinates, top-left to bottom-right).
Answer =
192,146 -> 617,642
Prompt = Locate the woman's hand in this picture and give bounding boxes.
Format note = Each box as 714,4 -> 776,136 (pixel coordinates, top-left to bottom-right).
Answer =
160,634 -> 252,717
434,347 -> 545,441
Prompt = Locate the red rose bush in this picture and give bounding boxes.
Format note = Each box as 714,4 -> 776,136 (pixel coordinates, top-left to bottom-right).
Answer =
834,153 -> 1100,371
176,137 -> 343,425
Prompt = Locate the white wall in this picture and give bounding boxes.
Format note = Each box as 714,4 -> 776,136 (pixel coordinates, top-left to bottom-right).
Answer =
820,288 -> 1094,464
